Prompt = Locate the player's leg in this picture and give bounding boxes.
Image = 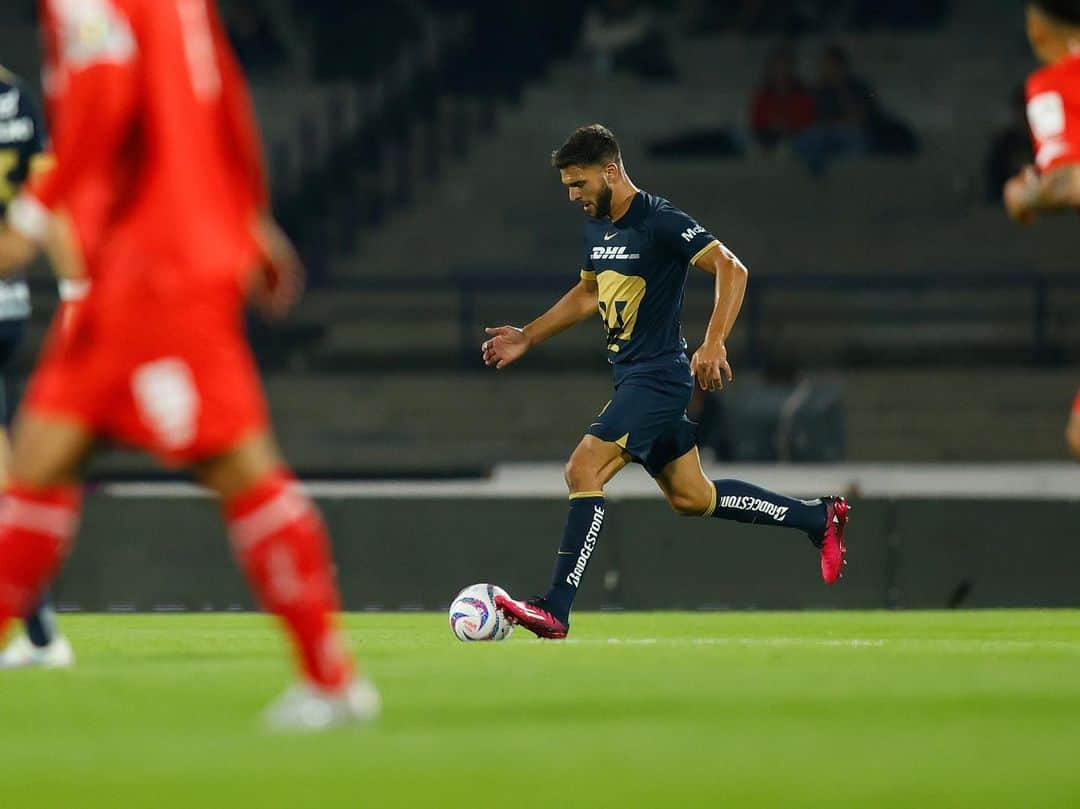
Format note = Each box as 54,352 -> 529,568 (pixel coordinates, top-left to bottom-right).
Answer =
0,416 -> 74,667
194,431 -> 378,729
497,435 -> 629,638
0,412 -> 94,652
654,445 -> 849,583
105,282 -> 374,727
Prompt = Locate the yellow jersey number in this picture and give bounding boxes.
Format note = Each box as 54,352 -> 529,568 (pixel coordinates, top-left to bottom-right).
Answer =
595,270 -> 646,353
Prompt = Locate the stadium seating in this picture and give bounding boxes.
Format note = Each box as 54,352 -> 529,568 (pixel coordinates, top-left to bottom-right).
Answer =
5,1 -> 1078,469
259,0 -> 1072,384
337,2 -> 1054,282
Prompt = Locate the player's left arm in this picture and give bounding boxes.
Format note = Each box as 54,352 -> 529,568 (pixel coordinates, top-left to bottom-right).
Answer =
690,241 -> 748,392
1003,163 -> 1080,223
207,6 -> 302,317
655,207 -> 749,391
1,0 -> 139,276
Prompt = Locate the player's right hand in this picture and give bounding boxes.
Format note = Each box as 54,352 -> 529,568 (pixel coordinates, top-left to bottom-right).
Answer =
482,325 -> 530,370
1003,166 -> 1038,225
250,216 -> 305,318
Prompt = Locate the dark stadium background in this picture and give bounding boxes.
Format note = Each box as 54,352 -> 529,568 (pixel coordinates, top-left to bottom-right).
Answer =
3,0 -> 1078,610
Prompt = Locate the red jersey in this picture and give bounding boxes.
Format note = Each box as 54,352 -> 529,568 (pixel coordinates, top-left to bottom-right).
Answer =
16,0 -> 273,464
1026,52 -> 1080,173
27,0 -> 266,293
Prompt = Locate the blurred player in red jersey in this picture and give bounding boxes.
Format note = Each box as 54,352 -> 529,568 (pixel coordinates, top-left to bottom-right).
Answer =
0,0 -> 378,730
1005,0 -> 1080,460
1006,0 -> 1080,221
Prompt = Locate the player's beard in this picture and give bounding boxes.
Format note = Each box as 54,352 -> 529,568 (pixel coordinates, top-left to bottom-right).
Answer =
593,182 -> 613,218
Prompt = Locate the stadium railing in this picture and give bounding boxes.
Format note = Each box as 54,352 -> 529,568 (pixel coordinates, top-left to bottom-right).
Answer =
20,270 -> 1080,372
317,270 -> 1080,370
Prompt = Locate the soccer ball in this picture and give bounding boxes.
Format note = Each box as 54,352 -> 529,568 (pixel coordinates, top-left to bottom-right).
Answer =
448,583 -> 514,642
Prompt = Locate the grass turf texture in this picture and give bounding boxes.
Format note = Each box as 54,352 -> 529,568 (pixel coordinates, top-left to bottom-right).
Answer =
2,611 -> 1079,808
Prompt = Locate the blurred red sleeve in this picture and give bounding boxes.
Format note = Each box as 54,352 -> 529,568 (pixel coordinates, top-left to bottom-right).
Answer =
32,0 -> 140,214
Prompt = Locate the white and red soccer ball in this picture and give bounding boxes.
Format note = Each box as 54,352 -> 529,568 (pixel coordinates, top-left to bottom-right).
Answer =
448,583 -> 514,641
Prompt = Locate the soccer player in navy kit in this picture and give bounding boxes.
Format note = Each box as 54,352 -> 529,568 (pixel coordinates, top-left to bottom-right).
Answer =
482,125 -> 849,638
0,67 -> 72,667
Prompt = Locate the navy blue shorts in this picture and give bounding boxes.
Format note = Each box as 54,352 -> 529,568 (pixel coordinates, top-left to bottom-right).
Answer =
586,355 -> 698,477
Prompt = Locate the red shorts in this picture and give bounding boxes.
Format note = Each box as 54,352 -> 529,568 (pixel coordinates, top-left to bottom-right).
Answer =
25,277 -> 269,466
1074,388 -> 1080,414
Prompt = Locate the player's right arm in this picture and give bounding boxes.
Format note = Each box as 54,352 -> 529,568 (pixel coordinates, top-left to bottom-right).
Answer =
1007,70 -> 1080,222
1004,163 -> 1080,222
482,278 -> 598,370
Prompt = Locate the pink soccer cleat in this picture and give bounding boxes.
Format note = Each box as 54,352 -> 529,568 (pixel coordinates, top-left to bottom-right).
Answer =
494,594 -> 569,639
819,497 -> 850,585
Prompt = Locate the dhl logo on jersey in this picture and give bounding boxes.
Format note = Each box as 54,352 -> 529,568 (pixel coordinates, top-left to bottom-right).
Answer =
591,245 -> 640,261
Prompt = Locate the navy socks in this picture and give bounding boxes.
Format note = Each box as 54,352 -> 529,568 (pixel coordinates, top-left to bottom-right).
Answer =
25,594 -> 58,648
539,481 -> 823,626
710,479 -> 827,541
543,494 -> 606,623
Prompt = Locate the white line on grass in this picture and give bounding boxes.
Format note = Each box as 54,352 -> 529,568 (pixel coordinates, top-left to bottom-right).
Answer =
554,637 -> 1080,653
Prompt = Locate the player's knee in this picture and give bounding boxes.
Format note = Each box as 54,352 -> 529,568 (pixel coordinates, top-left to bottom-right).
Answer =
564,455 -> 601,494
667,489 -> 709,517
197,432 -> 283,500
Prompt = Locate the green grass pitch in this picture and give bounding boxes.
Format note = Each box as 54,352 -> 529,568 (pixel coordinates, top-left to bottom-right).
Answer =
2,610 -> 1079,808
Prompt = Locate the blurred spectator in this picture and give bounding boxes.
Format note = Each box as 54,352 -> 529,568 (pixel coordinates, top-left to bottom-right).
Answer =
583,0 -> 678,81
791,45 -> 919,174
224,1 -> 287,73
750,48 -> 815,149
792,45 -> 874,174
984,86 -> 1033,204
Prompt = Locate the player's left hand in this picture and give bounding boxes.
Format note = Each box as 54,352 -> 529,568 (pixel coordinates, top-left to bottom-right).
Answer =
250,216 -> 305,318
1004,165 -> 1038,225
691,340 -> 733,392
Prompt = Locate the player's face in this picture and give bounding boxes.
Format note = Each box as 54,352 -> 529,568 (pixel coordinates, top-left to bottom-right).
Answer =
560,164 -> 615,218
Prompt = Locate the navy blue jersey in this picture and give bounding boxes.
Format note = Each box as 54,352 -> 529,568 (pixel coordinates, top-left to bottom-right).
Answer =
0,69 -> 45,325
580,191 -> 718,372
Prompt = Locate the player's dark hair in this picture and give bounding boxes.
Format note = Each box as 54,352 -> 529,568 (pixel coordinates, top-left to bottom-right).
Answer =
551,124 -> 621,170
1031,0 -> 1080,26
